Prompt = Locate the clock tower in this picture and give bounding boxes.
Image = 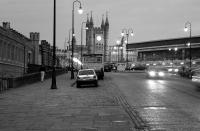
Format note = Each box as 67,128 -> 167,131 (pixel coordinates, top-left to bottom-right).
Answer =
86,12 -> 109,62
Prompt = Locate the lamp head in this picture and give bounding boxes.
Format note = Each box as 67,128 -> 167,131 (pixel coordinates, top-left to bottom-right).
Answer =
184,27 -> 188,32
78,6 -> 83,14
121,32 -> 125,36
130,31 -> 134,36
116,40 -> 120,45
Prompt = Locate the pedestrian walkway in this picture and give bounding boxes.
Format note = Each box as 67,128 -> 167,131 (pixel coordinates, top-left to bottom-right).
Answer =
0,73 -> 137,131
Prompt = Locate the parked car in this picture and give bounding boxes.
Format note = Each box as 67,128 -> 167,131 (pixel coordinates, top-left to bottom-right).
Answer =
104,64 -> 112,72
191,68 -> 200,87
76,69 -> 98,88
166,66 -> 181,75
146,66 -> 168,79
131,64 -> 147,70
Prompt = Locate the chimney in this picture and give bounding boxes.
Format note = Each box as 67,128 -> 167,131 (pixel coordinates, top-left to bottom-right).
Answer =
3,22 -> 10,29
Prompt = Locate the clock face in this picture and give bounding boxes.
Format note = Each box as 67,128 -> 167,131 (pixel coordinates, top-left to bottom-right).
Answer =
96,35 -> 102,41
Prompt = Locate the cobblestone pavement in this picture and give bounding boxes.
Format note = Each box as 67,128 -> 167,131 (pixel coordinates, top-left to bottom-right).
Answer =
0,73 -> 140,131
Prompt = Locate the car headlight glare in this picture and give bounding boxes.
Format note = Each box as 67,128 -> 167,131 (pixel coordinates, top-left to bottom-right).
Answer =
168,68 -> 173,72
149,71 -> 156,77
174,69 -> 179,72
158,72 -> 165,76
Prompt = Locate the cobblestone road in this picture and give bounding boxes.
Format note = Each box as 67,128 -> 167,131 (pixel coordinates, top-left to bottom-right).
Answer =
0,73 -> 139,131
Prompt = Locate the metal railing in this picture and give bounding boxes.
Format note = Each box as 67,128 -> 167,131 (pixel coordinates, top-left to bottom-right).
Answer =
0,77 -> 11,93
0,69 -> 66,93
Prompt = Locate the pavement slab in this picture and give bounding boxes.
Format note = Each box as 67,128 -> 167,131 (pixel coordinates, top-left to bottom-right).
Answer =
0,73 -> 138,131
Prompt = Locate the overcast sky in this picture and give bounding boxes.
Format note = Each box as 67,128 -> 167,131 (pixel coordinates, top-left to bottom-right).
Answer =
0,0 -> 200,48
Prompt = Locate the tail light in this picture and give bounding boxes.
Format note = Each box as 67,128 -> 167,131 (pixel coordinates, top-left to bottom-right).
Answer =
77,76 -> 80,79
93,76 -> 96,79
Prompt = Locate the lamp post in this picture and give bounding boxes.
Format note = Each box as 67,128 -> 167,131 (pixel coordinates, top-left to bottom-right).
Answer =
113,46 -> 118,63
121,28 -> 134,68
81,21 -> 88,69
51,0 -> 57,89
67,29 -> 72,70
116,40 -> 120,63
184,21 -> 192,70
71,0 -> 83,79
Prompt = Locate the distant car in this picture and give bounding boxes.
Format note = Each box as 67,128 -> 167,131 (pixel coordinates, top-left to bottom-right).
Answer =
104,64 -> 111,72
76,69 -> 98,88
146,67 -> 168,79
166,66 -> 180,75
191,68 -> 200,87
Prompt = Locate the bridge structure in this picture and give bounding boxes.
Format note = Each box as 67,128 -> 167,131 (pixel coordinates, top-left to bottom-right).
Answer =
127,36 -> 200,68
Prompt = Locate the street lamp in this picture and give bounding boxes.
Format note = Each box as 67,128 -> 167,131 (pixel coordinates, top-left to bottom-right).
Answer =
116,40 -> 121,63
121,28 -> 134,68
71,0 -> 83,79
184,21 -> 192,70
68,29 -> 72,69
81,21 -> 88,69
51,0 -> 57,89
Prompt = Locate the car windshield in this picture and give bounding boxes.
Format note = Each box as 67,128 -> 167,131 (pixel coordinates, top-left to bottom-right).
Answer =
148,67 -> 167,72
79,70 -> 94,75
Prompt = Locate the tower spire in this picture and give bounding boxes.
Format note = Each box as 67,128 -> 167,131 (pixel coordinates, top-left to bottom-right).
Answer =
90,11 -> 94,27
86,13 -> 90,28
105,11 -> 109,27
101,14 -> 105,29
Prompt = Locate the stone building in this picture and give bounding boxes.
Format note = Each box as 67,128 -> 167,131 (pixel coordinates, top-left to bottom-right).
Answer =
108,45 -> 124,63
86,12 -> 109,62
40,40 -> 53,67
0,22 -> 39,77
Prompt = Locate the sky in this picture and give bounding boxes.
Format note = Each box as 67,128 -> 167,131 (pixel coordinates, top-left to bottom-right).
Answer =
0,0 -> 200,49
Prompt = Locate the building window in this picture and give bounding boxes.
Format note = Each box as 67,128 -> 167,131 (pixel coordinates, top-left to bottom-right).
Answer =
0,40 -> 2,59
6,43 -> 10,60
11,45 -> 14,60
14,46 -> 17,61
3,42 -> 6,59
28,51 -> 31,64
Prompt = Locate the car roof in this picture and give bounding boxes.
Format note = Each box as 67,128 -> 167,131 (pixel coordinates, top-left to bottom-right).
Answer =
78,69 -> 95,72
148,66 -> 168,70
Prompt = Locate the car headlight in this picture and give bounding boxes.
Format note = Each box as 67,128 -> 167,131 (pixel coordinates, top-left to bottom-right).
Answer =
149,71 -> 156,77
174,69 -> 179,72
168,68 -> 172,72
158,72 -> 165,76
93,75 -> 97,79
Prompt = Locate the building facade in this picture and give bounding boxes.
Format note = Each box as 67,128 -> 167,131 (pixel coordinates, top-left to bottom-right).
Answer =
40,40 -> 53,67
127,36 -> 200,66
108,45 -> 124,63
86,12 -> 109,62
0,22 -> 40,77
